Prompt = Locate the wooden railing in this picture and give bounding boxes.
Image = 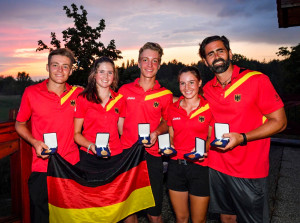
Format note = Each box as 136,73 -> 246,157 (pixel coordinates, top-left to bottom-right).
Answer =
0,121 -> 31,223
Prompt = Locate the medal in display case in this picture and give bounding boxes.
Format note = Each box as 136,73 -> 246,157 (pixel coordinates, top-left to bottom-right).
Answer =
95,133 -> 110,158
158,133 -> 177,156
41,133 -> 58,155
210,123 -> 230,148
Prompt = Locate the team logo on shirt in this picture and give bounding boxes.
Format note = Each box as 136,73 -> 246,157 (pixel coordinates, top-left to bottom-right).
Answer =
153,101 -> 159,108
114,107 -> 119,114
234,94 -> 241,102
70,100 -> 76,106
198,116 -> 205,123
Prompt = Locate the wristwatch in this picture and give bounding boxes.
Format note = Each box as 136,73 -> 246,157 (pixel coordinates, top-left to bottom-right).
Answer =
240,133 -> 247,146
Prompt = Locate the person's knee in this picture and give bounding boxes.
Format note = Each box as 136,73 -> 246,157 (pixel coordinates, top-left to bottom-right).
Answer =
220,214 -> 237,223
191,216 -> 206,223
175,214 -> 189,223
123,214 -> 138,223
147,214 -> 163,223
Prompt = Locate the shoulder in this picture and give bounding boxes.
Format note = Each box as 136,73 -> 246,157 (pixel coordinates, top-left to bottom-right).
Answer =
75,94 -> 87,105
238,68 -> 267,81
72,85 -> 84,91
159,87 -> 172,93
119,82 -> 134,89
69,85 -> 84,94
155,87 -> 173,97
22,82 -> 43,96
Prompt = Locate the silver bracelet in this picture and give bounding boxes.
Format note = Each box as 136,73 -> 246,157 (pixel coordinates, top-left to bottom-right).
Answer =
87,143 -> 93,153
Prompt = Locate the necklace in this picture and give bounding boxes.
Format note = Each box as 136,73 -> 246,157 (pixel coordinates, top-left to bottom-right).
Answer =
217,76 -> 231,87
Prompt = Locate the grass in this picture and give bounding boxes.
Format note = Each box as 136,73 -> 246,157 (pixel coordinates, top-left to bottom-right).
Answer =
0,95 -> 21,122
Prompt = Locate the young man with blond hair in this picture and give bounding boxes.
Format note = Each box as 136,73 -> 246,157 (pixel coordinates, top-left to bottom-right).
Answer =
119,42 -> 173,223
15,48 -> 83,223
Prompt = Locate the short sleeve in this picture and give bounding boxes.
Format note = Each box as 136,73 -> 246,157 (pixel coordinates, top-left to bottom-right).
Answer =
74,95 -> 88,118
118,96 -> 126,117
256,75 -> 284,115
161,93 -> 173,122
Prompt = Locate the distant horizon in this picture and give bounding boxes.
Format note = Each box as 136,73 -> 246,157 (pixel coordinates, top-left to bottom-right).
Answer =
0,43 -> 287,79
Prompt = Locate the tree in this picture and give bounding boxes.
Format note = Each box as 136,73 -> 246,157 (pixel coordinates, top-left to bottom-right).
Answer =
16,71 -> 31,82
276,43 -> 300,94
36,4 -> 122,85
276,46 -> 291,58
16,72 -> 33,94
0,76 -> 17,95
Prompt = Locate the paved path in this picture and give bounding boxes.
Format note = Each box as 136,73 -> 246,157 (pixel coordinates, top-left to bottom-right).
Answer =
269,141 -> 300,222
137,139 -> 300,222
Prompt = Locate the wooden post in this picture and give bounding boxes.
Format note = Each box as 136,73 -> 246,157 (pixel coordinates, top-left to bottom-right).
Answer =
0,121 -> 31,223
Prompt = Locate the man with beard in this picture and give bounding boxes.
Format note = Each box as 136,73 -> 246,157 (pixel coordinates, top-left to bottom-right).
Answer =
199,35 -> 287,223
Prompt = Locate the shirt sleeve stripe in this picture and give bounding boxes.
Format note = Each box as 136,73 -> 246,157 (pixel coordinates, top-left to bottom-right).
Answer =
144,90 -> 172,101
61,86 -> 77,105
224,71 -> 262,98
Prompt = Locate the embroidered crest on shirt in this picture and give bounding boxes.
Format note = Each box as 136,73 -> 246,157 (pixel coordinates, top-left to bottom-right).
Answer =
198,116 -> 205,123
153,101 -> 159,108
70,100 -> 76,106
234,94 -> 241,102
115,107 -> 119,114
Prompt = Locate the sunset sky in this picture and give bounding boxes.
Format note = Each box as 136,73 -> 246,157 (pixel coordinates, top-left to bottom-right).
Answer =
0,0 -> 299,80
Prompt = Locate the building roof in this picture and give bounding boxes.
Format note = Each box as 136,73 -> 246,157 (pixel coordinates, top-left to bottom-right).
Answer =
277,0 -> 300,27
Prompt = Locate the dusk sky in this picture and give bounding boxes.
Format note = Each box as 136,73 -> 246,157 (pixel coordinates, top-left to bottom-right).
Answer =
0,0 -> 299,80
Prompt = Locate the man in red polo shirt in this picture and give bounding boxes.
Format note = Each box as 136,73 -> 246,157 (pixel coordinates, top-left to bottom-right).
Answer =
199,36 -> 287,223
15,48 -> 83,223
119,42 -> 172,223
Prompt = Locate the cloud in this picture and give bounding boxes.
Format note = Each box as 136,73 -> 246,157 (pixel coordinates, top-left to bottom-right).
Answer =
0,0 -> 299,77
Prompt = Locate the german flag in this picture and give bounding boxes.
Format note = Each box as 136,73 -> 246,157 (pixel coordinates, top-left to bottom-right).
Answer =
47,143 -> 155,222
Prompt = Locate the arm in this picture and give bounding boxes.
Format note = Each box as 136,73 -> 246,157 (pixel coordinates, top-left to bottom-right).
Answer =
222,107 -> 287,150
74,118 -> 96,154
206,125 -> 212,152
118,117 -> 125,136
145,118 -> 169,148
15,121 -> 49,159
169,126 -> 174,147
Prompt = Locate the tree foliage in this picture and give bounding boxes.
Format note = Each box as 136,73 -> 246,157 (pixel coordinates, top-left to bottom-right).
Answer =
36,4 -> 122,85
276,43 -> 300,94
0,72 -> 34,95
276,46 -> 291,58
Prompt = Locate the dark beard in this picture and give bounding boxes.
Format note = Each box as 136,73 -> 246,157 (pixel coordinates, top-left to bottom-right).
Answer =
208,57 -> 231,74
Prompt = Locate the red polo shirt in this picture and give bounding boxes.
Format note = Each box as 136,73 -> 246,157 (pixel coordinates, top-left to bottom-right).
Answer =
204,65 -> 284,178
119,78 -> 173,156
74,90 -> 125,156
16,79 -> 83,172
167,95 -> 213,166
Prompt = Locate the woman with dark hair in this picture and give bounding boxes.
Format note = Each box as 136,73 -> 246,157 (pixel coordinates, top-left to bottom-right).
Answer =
166,66 -> 213,223
74,56 -> 125,165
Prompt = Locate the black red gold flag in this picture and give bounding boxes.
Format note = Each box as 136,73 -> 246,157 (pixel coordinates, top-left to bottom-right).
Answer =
47,143 -> 154,222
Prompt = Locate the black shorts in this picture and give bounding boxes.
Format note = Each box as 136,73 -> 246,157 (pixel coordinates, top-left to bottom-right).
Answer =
145,152 -> 164,216
209,168 -> 269,223
167,159 -> 209,196
28,172 -> 49,223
